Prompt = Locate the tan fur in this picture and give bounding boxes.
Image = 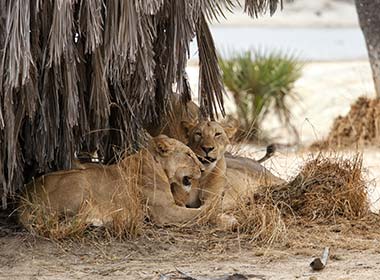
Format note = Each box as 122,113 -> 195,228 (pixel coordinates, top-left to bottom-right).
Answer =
19,135 -> 205,228
223,163 -> 285,210
179,120 -> 236,208
146,95 -> 200,144
176,120 -> 284,211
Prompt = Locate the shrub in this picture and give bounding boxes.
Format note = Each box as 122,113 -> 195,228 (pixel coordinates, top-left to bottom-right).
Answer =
219,50 -> 303,141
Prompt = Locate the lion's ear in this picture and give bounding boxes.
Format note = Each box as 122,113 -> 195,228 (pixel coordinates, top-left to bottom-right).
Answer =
224,126 -> 237,139
221,122 -> 238,140
180,120 -> 196,138
220,118 -> 238,139
153,135 -> 174,155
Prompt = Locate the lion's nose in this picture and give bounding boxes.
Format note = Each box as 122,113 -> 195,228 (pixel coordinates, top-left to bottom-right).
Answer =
201,146 -> 214,154
182,176 -> 191,186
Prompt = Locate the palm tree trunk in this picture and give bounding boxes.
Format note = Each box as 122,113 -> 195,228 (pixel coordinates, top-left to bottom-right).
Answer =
355,0 -> 380,97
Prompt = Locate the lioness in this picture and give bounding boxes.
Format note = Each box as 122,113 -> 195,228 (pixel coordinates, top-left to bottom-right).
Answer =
145,94 -> 199,144
19,135 -> 205,229
177,120 -> 284,211
179,120 -> 237,208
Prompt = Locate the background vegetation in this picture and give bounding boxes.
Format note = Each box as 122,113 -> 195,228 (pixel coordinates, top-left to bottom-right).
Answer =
220,50 -> 303,141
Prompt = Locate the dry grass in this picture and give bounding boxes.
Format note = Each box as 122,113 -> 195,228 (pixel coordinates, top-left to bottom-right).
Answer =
18,197 -> 89,240
257,154 -> 369,221
18,152 -> 146,241
223,153 -> 370,247
311,97 -> 380,150
18,194 -> 145,241
231,198 -> 287,246
17,152 -> 377,252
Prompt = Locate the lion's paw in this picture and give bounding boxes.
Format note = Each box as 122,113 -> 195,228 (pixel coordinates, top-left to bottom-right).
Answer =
216,213 -> 238,230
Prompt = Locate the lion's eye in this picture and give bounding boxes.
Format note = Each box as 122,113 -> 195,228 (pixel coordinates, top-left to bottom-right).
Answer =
215,132 -> 222,137
195,132 -> 202,137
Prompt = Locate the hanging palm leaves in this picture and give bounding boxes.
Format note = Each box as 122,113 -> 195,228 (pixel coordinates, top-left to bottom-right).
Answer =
0,0 -> 282,208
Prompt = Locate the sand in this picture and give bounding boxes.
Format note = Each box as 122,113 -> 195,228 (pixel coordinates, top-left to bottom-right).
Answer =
211,0 -> 358,28
2,233 -> 380,280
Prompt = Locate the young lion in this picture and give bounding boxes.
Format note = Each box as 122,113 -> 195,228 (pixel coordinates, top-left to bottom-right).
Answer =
19,135 -> 205,229
177,120 -> 284,211
173,120 -> 235,209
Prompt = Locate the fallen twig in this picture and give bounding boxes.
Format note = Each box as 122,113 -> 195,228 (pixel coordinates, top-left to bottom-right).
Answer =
310,247 -> 330,271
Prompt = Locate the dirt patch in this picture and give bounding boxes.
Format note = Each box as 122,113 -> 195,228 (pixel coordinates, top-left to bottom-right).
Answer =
311,97 -> 380,150
2,220 -> 380,280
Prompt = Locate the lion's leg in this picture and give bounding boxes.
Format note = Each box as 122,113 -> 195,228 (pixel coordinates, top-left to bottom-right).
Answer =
84,205 -> 113,227
149,204 -> 202,225
150,186 -> 237,229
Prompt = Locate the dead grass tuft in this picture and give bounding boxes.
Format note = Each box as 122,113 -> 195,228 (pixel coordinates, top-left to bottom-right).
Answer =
224,154 -> 370,247
18,198 -> 89,240
232,197 -> 287,245
311,97 -> 380,149
257,154 -> 369,221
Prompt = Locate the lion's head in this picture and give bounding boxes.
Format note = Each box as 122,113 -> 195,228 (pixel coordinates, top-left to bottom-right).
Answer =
151,135 -> 204,193
181,121 -> 237,171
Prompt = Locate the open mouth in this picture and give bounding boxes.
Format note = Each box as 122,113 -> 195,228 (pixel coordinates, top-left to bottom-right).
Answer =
197,156 -> 216,165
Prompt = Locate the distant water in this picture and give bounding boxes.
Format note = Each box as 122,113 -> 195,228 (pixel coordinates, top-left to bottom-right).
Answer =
189,27 -> 368,61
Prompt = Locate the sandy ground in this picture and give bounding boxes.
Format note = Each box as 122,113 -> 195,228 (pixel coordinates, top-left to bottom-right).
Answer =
262,61 -> 375,145
2,227 -> 380,280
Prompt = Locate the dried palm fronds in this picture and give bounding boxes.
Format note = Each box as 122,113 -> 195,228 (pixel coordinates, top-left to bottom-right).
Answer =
0,0 -> 283,208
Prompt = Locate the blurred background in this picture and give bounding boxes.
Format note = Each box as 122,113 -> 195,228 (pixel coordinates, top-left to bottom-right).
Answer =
188,0 -> 373,145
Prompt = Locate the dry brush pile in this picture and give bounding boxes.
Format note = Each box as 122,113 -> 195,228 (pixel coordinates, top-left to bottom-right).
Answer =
229,154 -> 371,245
311,97 -> 380,150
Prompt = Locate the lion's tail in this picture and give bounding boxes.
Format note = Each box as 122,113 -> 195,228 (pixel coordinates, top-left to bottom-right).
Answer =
257,144 -> 276,163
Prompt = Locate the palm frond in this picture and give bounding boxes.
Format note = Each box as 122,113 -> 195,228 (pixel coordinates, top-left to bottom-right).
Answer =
0,0 -> 284,208
244,0 -> 283,17
197,12 -> 225,119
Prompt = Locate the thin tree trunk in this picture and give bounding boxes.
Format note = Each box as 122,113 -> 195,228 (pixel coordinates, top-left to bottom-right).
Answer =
355,0 -> 380,97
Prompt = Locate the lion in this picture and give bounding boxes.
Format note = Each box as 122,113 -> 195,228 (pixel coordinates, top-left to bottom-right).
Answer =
146,95 -> 277,164
178,120 -> 236,208
145,94 -> 199,144
19,135 -> 205,230
175,120 -> 285,212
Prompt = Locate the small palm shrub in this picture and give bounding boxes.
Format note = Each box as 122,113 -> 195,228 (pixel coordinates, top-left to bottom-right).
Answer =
219,50 -> 303,141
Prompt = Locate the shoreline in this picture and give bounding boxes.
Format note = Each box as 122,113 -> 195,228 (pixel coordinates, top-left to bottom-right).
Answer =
210,0 -> 359,29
